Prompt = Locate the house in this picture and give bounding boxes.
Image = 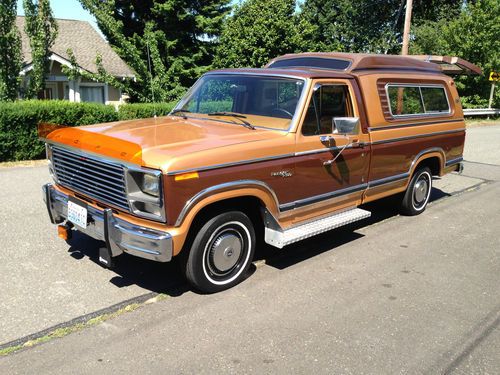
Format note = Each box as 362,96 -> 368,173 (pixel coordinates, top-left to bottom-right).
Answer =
16,16 -> 135,105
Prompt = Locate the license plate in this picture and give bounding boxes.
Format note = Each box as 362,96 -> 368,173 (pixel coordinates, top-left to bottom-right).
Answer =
67,198 -> 88,229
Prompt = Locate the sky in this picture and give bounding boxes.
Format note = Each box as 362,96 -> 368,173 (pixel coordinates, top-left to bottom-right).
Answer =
16,0 -> 99,32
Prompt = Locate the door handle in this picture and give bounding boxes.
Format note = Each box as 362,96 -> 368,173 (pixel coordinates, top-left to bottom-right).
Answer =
351,141 -> 366,148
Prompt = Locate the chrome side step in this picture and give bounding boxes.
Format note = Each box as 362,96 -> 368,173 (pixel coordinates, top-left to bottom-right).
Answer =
264,208 -> 371,249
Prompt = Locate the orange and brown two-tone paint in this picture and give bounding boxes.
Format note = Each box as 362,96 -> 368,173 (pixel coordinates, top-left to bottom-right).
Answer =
42,52 -> 480,292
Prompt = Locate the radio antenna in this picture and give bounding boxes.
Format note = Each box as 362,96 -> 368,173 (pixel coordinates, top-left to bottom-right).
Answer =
146,41 -> 157,118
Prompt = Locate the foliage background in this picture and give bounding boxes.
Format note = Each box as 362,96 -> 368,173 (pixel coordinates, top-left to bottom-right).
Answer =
0,100 -> 175,161
0,0 -> 498,162
0,0 -> 22,101
22,0 -> 58,98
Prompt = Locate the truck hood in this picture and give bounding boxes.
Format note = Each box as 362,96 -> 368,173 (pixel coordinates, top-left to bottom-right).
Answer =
46,115 -> 289,171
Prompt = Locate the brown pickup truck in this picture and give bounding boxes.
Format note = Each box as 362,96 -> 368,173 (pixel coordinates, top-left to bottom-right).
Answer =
42,52 -> 479,293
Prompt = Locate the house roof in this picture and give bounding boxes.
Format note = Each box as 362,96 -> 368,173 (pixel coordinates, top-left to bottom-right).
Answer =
16,16 -> 134,78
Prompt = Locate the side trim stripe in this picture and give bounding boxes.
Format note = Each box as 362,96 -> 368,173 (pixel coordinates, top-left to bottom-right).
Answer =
445,156 -> 463,167
371,128 -> 465,146
367,172 -> 409,188
167,130 -> 464,175
279,183 -> 368,211
167,153 -> 295,176
368,118 -> 463,131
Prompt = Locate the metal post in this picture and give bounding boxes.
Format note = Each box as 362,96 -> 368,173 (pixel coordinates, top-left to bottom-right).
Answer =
401,0 -> 413,55
488,82 -> 496,109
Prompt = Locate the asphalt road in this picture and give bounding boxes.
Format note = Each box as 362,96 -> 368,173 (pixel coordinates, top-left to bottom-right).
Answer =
0,125 -> 499,374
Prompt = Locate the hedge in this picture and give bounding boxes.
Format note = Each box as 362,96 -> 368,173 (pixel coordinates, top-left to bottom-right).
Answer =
0,100 -> 178,162
118,102 -> 176,120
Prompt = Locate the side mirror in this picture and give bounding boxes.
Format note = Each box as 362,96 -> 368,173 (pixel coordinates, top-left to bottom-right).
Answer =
332,117 -> 360,134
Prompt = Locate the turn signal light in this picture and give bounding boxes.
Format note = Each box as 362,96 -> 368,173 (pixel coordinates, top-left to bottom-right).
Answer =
57,225 -> 69,240
175,171 -> 199,181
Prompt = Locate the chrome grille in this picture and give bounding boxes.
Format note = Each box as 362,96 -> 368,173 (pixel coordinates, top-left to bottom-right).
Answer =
51,147 -> 130,211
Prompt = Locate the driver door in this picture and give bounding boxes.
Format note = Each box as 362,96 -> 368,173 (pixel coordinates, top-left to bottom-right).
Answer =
291,80 -> 370,216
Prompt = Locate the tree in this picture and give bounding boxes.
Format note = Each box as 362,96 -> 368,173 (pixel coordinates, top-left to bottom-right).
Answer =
411,0 -> 500,107
0,0 -> 22,101
23,0 -> 58,98
214,0 -> 307,68
298,0 -> 464,54
62,49 -> 128,96
79,0 -> 231,102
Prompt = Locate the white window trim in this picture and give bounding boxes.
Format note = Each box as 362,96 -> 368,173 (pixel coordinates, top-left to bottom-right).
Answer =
385,83 -> 452,118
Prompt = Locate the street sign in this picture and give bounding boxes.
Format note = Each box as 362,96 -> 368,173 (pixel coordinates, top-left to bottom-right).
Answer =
489,71 -> 499,81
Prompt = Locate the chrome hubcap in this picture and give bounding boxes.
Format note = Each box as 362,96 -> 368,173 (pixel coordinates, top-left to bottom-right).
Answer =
414,179 -> 428,203
209,232 -> 243,274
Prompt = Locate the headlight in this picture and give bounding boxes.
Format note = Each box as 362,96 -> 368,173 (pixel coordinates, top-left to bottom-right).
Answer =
141,174 -> 160,197
125,168 -> 165,222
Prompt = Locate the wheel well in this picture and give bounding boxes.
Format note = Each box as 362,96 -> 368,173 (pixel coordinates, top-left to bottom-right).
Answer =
182,196 -> 265,253
414,156 -> 441,176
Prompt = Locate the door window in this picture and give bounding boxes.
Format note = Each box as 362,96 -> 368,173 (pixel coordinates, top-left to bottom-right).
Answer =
302,85 -> 353,136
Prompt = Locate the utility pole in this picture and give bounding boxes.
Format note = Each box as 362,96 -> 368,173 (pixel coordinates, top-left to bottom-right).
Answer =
397,0 -> 414,114
401,0 -> 413,55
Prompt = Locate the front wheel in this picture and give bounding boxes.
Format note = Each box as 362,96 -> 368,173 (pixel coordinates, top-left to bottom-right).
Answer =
400,167 -> 433,216
184,211 -> 256,293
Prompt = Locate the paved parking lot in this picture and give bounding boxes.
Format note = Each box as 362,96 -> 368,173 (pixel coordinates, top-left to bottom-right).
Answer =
0,125 -> 499,373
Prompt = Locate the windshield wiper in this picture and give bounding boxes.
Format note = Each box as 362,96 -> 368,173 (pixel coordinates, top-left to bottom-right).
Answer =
170,109 -> 191,118
207,112 -> 256,130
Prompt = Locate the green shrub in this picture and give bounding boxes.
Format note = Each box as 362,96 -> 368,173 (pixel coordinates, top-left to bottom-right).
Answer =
0,100 -> 119,162
0,100 -> 181,162
118,102 -> 177,120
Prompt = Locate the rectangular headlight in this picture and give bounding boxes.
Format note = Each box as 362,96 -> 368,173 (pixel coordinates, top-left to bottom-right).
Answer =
125,168 -> 165,222
141,173 -> 160,197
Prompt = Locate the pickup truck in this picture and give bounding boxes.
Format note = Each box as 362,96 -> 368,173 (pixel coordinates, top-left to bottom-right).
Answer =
42,52 -> 480,293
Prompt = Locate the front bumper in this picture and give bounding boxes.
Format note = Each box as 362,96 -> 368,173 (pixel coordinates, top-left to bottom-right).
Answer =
42,183 -> 172,262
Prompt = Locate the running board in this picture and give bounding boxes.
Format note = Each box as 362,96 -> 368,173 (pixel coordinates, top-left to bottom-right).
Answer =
264,208 -> 371,249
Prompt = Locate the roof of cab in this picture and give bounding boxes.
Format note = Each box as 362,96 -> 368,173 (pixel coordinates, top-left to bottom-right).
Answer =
206,67 -> 354,79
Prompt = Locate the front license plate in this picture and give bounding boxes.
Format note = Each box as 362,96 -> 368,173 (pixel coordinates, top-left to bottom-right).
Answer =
67,198 -> 88,229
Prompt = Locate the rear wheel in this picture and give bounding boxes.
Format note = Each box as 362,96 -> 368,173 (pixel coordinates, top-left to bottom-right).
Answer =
184,211 -> 255,293
400,167 -> 432,216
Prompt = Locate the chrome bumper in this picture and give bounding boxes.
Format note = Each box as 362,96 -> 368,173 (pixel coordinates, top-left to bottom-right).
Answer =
42,183 -> 172,262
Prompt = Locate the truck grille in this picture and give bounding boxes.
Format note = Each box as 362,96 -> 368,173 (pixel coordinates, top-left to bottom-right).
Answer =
51,146 -> 130,211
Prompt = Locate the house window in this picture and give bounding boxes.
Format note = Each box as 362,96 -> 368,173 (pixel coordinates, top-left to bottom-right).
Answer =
387,84 -> 450,116
80,85 -> 105,104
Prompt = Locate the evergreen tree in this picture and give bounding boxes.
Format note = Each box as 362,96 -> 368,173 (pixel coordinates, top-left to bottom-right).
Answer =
23,0 -> 58,98
79,0 -> 231,102
214,0 -> 306,68
0,0 -> 22,101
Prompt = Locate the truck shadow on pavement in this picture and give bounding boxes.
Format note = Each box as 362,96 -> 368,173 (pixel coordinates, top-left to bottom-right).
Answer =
67,233 -> 190,296
65,185 -> 450,294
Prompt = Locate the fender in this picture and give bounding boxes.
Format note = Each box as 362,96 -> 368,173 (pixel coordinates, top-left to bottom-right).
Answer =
174,179 -> 280,227
408,147 -> 446,181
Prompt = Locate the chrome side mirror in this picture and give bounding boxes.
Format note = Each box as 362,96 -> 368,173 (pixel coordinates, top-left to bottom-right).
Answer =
332,117 -> 360,134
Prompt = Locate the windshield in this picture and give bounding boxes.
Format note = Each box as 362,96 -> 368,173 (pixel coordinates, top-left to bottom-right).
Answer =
173,74 -> 306,130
